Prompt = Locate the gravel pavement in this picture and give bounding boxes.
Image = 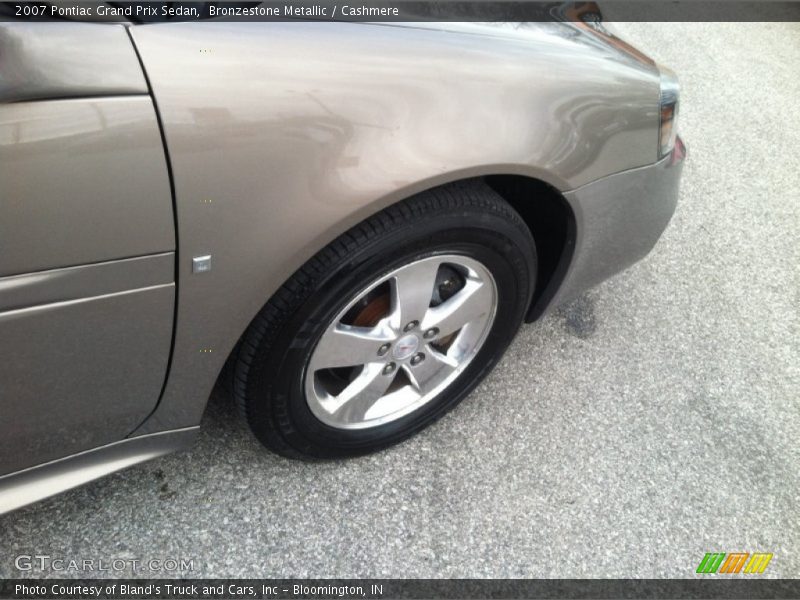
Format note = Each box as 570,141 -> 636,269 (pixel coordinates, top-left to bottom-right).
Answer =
1,22 -> 798,579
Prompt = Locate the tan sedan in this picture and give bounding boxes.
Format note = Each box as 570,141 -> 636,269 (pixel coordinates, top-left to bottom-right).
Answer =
0,16 -> 684,512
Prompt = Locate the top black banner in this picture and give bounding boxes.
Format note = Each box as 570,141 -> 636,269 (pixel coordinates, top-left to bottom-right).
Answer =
2,0 -> 800,22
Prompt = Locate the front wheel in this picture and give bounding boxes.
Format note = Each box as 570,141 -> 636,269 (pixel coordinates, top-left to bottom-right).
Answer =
233,181 -> 537,458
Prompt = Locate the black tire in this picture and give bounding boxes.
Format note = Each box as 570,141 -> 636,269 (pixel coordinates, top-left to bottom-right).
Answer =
233,180 -> 537,459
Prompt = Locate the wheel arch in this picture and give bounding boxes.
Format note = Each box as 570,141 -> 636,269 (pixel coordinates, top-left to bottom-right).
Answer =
136,165 -> 577,436
217,170 -> 576,395
484,174 -> 577,322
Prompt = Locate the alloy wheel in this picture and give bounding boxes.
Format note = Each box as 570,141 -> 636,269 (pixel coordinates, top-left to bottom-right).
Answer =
304,255 -> 498,429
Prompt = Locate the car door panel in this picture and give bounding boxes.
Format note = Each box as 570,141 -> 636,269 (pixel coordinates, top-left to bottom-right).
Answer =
0,98 -> 174,277
0,26 -> 177,475
0,262 -> 174,475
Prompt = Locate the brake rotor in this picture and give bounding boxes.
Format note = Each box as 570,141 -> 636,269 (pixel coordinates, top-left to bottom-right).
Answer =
351,292 -> 390,327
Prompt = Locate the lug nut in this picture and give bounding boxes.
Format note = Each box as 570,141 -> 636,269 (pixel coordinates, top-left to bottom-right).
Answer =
423,327 -> 439,339
382,362 -> 397,376
377,343 -> 391,356
410,353 -> 425,366
404,320 -> 419,332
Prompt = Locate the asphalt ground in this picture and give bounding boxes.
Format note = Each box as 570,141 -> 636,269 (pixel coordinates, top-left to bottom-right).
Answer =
1,22 -> 798,579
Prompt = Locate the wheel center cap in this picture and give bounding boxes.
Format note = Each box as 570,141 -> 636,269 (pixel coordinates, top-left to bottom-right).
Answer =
392,334 -> 419,360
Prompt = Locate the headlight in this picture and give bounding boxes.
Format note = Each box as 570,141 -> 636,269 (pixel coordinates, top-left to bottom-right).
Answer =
658,67 -> 680,159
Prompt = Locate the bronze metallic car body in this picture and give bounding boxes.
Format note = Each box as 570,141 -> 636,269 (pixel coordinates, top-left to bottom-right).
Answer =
0,19 -> 684,512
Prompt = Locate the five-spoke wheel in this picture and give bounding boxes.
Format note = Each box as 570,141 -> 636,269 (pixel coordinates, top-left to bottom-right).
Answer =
305,255 -> 497,429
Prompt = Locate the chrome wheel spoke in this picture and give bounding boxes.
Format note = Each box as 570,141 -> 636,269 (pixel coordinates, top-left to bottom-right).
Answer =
403,349 -> 458,396
390,258 -> 442,327
310,322 -> 393,370
422,278 -> 493,339
330,363 -> 395,422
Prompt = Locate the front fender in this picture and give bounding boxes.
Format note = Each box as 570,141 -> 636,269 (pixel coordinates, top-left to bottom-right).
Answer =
128,20 -> 661,433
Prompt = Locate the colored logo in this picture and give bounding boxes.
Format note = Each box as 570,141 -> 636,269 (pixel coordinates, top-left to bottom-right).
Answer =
696,552 -> 773,574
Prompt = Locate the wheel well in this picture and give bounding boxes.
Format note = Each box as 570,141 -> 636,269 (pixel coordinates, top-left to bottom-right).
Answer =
218,174 -> 575,394
483,175 -> 576,322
